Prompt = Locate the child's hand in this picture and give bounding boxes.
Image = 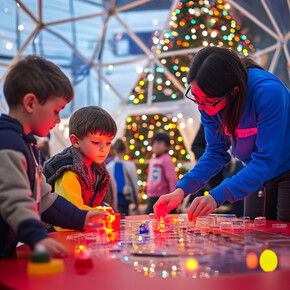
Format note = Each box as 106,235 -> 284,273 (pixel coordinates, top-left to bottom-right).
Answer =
34,238 -> 67,257
153,188 -> 185,221
85,209 -> 110,229
187,194 -> 217,222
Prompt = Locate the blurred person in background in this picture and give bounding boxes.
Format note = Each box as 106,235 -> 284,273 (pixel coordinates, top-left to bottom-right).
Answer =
145,132 -> 179,215
107,139 -> 139,216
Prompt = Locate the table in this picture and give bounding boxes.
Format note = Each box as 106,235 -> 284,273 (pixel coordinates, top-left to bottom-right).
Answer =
0,215 -> 290,290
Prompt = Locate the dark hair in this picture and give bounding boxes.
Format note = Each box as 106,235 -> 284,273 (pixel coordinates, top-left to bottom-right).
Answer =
112,139 -> 127,154
151,132 -> 171,147
187,46 -> 263,144
4,55 -> 74,108
69,106 -> 117,138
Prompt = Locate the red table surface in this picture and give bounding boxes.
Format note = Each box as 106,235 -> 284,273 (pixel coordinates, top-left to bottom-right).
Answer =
0,216 -> 290,290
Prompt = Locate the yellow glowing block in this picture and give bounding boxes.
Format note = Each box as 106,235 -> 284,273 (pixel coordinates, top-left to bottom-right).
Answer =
27,259 -> 64,275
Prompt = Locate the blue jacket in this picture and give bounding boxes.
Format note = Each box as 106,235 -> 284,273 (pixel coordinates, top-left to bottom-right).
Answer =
0,114 -> 87,259
177,68 -> 290,206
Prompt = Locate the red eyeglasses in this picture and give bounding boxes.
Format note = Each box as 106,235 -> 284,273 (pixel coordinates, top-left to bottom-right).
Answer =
185,85 -> 227,108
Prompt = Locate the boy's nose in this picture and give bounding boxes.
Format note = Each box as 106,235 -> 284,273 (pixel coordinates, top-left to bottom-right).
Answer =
99,143 -> 105,151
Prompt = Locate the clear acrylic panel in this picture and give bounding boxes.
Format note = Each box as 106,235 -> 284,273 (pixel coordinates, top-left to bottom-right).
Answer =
42,0 -> 106,24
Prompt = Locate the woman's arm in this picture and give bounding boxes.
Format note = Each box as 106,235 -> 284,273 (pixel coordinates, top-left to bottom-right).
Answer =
210,81 -> 289,206
177,111 -> 231,197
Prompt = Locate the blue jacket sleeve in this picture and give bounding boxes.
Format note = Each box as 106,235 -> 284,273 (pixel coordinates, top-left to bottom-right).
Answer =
41,195 -> 88,231
17,219 -> 48,248
210,81 -> 289,206
176,111 -> 231,196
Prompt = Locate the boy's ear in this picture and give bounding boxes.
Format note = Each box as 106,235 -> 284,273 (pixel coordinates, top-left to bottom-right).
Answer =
23,93 -> 38,113
70,134 -> 80,149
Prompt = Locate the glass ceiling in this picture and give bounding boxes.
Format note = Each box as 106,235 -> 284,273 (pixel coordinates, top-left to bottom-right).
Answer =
0,0 -> 289,118
0,0 -> 173,117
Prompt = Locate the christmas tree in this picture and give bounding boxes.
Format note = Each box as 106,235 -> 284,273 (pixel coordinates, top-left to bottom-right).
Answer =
124,114 -> 192,202
129,0 -> 253,105
124,0 -> 253,203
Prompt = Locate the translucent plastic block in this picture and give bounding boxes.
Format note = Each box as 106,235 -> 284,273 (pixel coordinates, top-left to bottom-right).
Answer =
216,214 -> 237,226
272,223 -> 287,229
254,216 -> 266,227
232,220 -> 245,230
204,216 -> 216,227
240,216 -> 250,224
196,217 -> 209,228
178,214 -> 188,221
219,221 -> 233,231
84,233 -> 98,244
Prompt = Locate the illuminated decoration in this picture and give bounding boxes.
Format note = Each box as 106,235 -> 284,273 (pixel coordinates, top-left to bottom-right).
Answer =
246,252 -> 258,269
125,114 -> 191,202
259,249 -> 278,272
184,258 -> 199,275
74,245 -> 93,273
94,206 -> 121,234
128,0 -> 254,105
156,218 -> 166,233
86,206 -> 120,243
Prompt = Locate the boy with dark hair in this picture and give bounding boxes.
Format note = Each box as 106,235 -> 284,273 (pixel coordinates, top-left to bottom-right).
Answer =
145,132 -> 179,214
43,106 -> 117,229
0,55 -> 102,259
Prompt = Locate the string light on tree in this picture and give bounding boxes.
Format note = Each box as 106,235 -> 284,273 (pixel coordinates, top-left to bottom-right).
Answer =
125,114 -> 191,202
128,0 -> 253,105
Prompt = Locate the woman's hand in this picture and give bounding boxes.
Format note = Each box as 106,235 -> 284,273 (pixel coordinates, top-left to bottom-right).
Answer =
153,188 -> 185,221
187,194 -> 217,222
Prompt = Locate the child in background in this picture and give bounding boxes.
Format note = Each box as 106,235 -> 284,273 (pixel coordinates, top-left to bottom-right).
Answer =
43,106 -> 117,229
145,133 -> 179,214
107,139 -> 139,215
0,56 -> 102,259
103,144 -> 118,213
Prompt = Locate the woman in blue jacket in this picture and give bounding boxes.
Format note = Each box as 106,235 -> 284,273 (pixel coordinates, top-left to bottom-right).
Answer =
154,46 -> 290,222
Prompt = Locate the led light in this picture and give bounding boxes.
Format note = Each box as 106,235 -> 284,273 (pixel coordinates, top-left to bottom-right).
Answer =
5,42 -> 13,50
185,258 -> 199,275
259,250 -> 278,272
247,252 -> 258,269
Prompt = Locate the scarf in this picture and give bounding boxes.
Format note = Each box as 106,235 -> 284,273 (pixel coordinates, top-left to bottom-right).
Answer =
43,145 -> 110,207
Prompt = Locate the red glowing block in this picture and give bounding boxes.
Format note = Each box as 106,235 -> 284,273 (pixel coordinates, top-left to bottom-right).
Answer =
93,206 -> 121,243
74,245 -> 93,274
92,206 -> 121,232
